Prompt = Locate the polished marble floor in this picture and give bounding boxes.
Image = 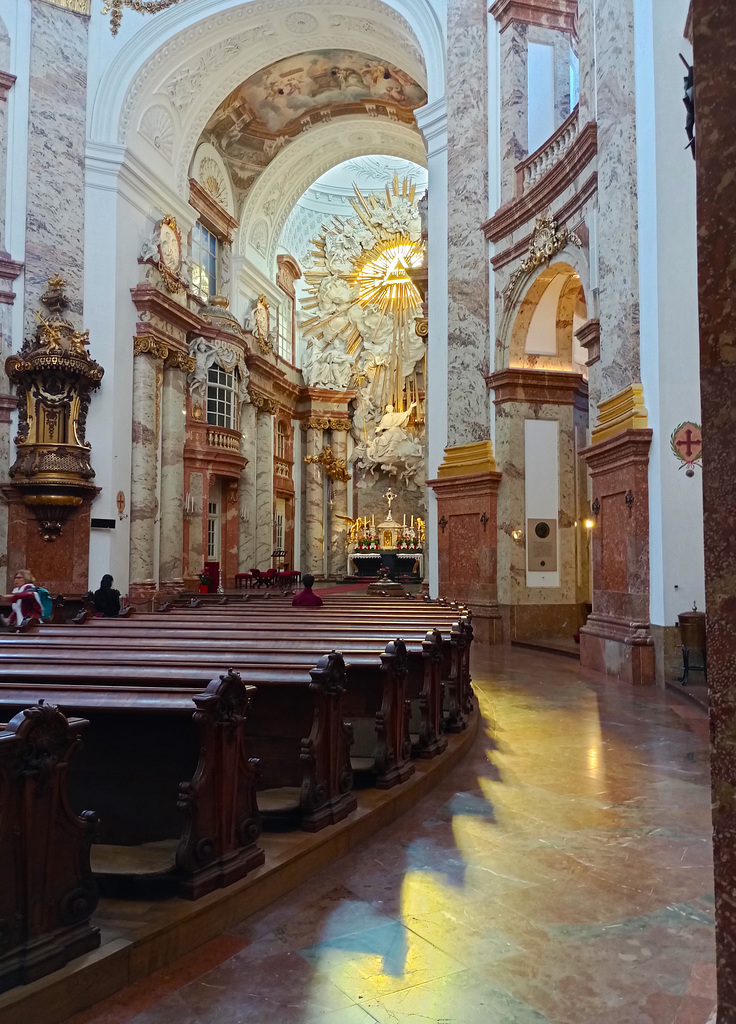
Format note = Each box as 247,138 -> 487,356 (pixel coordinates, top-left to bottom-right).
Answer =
65,646 -> 716,1024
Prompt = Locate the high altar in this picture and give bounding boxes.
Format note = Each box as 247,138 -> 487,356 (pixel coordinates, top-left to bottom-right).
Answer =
346,489 -> 425,578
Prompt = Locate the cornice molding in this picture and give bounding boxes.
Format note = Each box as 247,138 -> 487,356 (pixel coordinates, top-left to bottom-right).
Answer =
489,0 -> 577,35
0,72 -> 17,97
580,429 -> 653,474
491,172 -> 597,271
188,178 -> 238,244
486,367 -> 587,406
575,318 -> 600,366
483,121 -> 597,245
414,97 -> 448,156
0,255 -> 23,281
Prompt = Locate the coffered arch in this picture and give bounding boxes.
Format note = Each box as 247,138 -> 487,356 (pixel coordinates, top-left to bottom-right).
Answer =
90,0 -> 443,196
237,116 -> 426,271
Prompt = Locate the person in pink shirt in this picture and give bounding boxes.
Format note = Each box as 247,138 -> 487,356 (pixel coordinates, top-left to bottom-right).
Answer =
291,574 -> 323,607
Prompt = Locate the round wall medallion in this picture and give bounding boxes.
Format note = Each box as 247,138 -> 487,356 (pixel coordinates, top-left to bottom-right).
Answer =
285,11 -> 317,33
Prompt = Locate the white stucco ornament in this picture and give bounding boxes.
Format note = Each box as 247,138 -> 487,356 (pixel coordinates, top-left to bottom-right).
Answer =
300,174 -> 426,481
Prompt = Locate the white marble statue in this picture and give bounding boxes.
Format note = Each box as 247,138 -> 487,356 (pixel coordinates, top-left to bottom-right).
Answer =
370,402 -> 417,459
327,339 -> 353,390
188,336 -> 217,397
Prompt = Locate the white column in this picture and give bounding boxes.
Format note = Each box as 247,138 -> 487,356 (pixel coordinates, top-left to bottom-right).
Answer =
635,0 -> 704,638
254,408 -> 273,570
304,425 -> 324,577
158,362 -> 186,588
238,400 -> 256,570
129,350 -> 159,587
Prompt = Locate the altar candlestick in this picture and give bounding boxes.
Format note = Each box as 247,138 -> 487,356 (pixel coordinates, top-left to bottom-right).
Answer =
372,514 -> 375,526
411,515 -> 414,528
403,514 -> 406,526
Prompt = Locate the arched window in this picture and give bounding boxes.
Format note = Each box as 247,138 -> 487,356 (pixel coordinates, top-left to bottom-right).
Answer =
207,364 -> 238,429
276,420 -> 287,460
191,221 -> 219,300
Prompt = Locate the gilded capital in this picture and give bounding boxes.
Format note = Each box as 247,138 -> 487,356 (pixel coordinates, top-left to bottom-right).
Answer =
134,335 -> 169,361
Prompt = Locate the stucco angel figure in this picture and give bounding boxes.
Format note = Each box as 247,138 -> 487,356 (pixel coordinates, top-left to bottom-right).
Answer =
238,362 -> 251,405
249,295 -> 270,342
188,337 -> 217,397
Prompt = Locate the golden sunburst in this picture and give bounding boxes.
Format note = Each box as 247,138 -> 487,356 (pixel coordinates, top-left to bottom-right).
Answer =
301,173 -> 425,412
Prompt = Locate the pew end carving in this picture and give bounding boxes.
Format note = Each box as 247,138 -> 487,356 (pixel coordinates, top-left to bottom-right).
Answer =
414,628 -> 448,758
176,670 -> 265,899
300,651 -> 357,831
0,701 -> 100,993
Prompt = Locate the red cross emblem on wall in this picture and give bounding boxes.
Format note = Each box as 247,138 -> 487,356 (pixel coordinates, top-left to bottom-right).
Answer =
670,422 -> 703,468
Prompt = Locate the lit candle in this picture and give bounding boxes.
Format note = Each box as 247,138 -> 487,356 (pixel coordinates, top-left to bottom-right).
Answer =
372,514 -> 375,526
411,515 -> 414,528
403,514 -> 406,526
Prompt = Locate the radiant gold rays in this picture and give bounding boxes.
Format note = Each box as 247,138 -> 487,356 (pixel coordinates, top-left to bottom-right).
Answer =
301,174 -> 425,410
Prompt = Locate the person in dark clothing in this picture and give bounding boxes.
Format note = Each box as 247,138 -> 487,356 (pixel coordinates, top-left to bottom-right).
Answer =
93,574 -> 121,617
291,573 -> 323,607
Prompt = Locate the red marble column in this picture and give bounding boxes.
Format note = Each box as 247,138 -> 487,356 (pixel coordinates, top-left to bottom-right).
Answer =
692,1 -> 736,1016
579,429 -> 654,685
428,469 -> 503,643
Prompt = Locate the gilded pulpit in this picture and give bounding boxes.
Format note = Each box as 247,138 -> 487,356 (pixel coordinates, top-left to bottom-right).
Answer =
3,275 -> 103,590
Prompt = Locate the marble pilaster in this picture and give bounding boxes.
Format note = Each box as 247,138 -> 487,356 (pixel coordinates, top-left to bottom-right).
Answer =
488,369 -> 589,641
238,401 -> 256,571
187,471 -> 204,578
158,364 -> 185,590
304,426 -> 324,578
576,0 -> 596,124
327,427 -> 348,579
0,68 -> 15,251
692,0 -> 736,1015
498,19 -> 528,203
24,1 -> 88,337
254,409 -> 273,571
590,0 -> 639,411
129,351 -> 159,592
446,0 -> 490,447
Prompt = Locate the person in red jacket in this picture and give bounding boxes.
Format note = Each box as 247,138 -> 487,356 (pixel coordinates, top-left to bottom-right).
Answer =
291,573 -> 323,607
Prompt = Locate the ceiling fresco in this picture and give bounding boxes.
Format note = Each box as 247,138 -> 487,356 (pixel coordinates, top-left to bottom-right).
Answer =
198,50 -> 427,214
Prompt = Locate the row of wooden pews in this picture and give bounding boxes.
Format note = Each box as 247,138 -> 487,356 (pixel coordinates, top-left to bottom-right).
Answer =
0,593 -> 474,992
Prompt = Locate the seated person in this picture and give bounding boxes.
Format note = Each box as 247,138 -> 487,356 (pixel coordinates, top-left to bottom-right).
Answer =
291,573 -> 323,608
93,574 -> 121,617
1,569 -> 44,626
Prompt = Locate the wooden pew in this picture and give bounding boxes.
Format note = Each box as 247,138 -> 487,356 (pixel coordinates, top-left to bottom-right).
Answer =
0,672 -> 265,901
31,620 -> 452,759
0,702 -> 100,992
102,601 -> 474,732
0,649 -> 360,830
0,638 -> 416,789
41,597 -> 474,736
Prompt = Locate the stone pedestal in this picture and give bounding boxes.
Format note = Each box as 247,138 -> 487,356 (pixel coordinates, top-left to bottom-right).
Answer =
3,489 -> 95,595
579,428 -> 654,685
428,441 -> 502,643
692,0 -> 736,1014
